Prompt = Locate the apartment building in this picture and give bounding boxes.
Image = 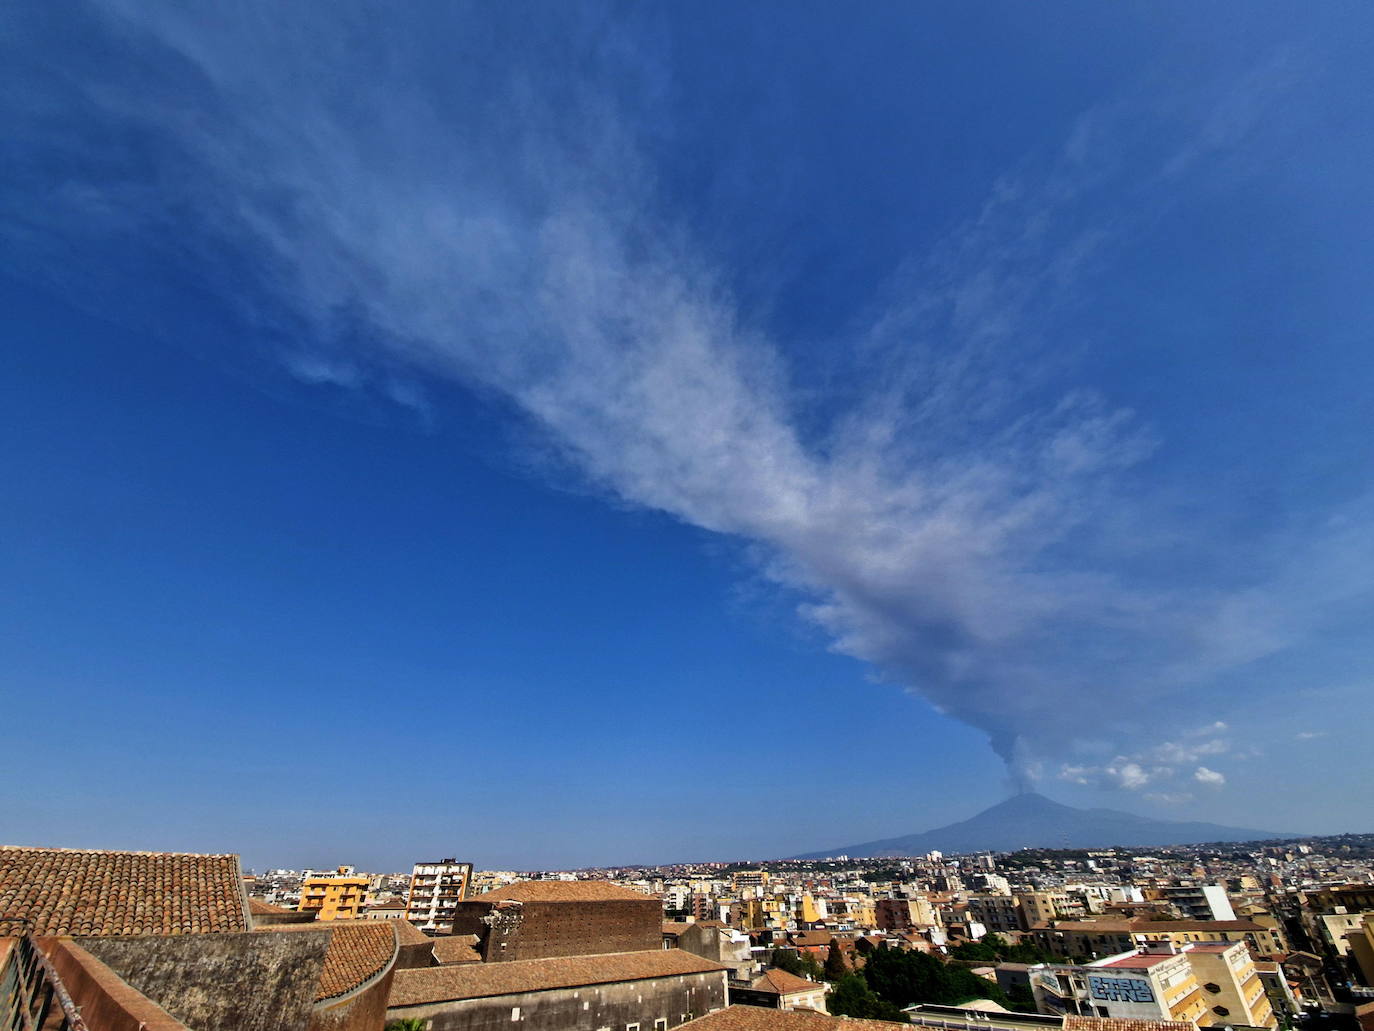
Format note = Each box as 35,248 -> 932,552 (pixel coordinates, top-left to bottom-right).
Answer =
407,858 -> 474,933
1149,886 -> 1237,922
967,894 -> 1023,935
1030,941 -> 1275,1028
299,865 -> 369,920
1185,942 -> 1275,1027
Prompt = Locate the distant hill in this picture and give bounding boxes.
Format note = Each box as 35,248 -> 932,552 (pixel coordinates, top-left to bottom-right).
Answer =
790,792 -> 1290,858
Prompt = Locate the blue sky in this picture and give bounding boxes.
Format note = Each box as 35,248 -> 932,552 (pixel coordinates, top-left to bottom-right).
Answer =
2,1 -> 1373,871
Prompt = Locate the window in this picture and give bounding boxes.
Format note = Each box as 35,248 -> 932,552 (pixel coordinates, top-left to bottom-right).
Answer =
511,1008 -> 520,1021
655,1021 -> 667,1031
627,1024 -> 640,1031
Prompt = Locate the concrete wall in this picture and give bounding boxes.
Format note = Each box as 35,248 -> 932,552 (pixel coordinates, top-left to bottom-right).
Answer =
388,969 -> 727,1031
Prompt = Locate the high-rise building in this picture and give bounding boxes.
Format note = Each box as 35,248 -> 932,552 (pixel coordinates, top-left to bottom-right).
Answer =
406,857 -> 473,933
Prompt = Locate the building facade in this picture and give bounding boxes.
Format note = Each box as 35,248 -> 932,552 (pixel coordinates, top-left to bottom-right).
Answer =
407,859 -> 474,933
300,867 -> 370,921
1030,941 -> 1275,1029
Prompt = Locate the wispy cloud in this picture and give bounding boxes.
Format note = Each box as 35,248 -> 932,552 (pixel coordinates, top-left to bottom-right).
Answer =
3,3 -> 1369,794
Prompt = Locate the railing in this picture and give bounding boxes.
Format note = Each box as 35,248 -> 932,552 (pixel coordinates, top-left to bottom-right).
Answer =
2,926 -> 89,1031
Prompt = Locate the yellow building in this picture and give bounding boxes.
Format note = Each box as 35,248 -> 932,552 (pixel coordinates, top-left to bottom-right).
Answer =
1349,913 -> 1374,986
298,866 -> 369,921
1021,891 -> 1082,928
1136,920 -> 1285,957
1185,942 -> 1275,1028
1034,918 -> 1283,959
1031,941 -> 1275,1029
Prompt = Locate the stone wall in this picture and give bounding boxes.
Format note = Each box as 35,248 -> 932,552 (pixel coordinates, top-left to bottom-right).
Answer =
452,899 -> 663,962
388,968 -> 727,1031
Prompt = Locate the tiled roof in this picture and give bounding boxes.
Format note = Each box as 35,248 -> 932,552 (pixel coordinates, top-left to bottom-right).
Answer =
260,920 -> 398,999
753,969 -> 823,995
430,936 -> 482,964
390,949 -> 726,1006
681,1005 -> 901,1031
1064,1017 -> 1194,1031
389,919 -> 433,947
248,899 -> 295,916
0,846 -> 249,936
477,880 -> 655,903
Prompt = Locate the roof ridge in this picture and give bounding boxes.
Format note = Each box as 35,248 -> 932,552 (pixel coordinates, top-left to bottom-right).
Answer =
0,845 -> 240,858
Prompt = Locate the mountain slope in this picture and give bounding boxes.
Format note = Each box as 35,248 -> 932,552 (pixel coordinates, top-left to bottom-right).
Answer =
791,793 -> 1289,858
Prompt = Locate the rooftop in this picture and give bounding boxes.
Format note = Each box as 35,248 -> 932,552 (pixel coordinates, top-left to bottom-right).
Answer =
389,949 -> 726,1006
1064,1018 -> 1193,1031
1098,953 -> 1177,970
258,920 -> 398,999
0,845 -> 249,937
681,1005 -> 902,1031
477,880 -> 655,903
752,968 -> 823,996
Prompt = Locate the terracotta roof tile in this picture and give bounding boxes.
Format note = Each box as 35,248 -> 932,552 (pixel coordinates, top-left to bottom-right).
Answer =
1133,920 -> 1265,932
477,880 -> 655,903
753,969 -> 823,995
260,920 -> 397,999
248,899 -> 295,916
430,936 -> 482,964
682,1005 -> 901,1031
1064,1017 -> 1194,1031
0,846 -> 249,937
390,949 -> 725,1006
388,919 -> 432,947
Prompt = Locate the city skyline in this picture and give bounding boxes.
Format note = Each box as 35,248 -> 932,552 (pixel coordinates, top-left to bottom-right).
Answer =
3,2 -> 1374,871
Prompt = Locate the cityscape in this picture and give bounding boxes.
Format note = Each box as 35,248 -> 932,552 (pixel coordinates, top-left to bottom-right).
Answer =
7,831 -> 1374,1031
4,2 -> 1374,1031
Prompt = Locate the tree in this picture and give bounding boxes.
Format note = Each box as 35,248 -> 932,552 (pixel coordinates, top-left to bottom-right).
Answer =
950,940 -> 997,962
861,946 -> 1014,1010
824,940 -> 851,981
828,974 -> 909,1023
770,947 -> 805,976
1006,982 -> 1039,1014
386,1021 -> 426,1031
772,947 -> 822,981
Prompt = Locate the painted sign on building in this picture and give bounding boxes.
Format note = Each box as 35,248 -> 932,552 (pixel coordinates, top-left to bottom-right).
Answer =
1088,976 -> 1155,1004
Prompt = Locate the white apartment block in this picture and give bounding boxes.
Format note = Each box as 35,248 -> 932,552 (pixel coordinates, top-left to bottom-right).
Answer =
406,858 -> 474,932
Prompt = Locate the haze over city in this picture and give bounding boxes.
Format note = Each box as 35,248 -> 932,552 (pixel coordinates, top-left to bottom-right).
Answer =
3,2 -> 1373,871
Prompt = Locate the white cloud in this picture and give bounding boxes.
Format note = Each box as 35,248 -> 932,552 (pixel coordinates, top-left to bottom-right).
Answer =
1193,766 -> 1226,787
1106,761 -> 1152,790
5,4 -> 1373,793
